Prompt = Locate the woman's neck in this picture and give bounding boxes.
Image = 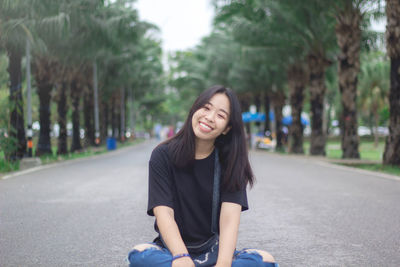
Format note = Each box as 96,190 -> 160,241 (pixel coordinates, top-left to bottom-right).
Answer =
195,139 -> 215,159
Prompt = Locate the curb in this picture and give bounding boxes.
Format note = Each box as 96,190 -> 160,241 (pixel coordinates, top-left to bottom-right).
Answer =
0,139 -> 151,180
251,149 -> 400,182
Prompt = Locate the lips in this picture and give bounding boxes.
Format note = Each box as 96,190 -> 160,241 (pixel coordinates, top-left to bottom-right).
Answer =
199,121 -> 213,132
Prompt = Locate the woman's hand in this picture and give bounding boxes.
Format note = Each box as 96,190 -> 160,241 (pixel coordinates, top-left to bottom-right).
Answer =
172,256 -> 195,267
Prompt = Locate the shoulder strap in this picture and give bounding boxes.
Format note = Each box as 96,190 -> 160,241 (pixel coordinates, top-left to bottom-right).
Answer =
211,147 -> 220,234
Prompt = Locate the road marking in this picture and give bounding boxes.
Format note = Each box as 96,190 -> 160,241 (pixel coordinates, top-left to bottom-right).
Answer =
315,161 -> 400,182
1,140 -> 153,180
1,164 -> 56,180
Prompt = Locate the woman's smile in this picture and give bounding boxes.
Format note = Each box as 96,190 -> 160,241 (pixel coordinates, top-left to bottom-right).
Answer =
199,121 -> 213,132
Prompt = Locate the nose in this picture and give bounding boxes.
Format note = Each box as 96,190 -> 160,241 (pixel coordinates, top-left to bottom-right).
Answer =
205,110 -> 215,122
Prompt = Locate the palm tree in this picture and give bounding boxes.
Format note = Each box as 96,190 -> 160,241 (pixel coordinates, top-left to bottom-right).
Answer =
270,88 -> 286,151
1,0 -> 71,158
33,57 -> 56,156
213,1 -> 304,153
0,0 -> 31,159
287,63 -> 307,154
214,0 -> 338,155
383,0 -> 400,165
270,0 -> 336,155
335,2 -> 362,159
55,66 -> 69,155
334,0 -> 384,158
30,0 -> 69,156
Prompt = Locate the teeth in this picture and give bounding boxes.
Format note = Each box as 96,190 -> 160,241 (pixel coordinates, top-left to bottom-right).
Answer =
200,122 -> 212,130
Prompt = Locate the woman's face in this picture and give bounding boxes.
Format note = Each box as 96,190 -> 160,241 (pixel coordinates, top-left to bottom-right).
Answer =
191,93 -> 231,143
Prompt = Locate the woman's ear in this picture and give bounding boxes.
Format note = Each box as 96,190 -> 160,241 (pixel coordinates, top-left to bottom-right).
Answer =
222,126 -> 231,135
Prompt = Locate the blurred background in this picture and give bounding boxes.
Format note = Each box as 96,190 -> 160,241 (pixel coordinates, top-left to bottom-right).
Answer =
1,0 -> 399,174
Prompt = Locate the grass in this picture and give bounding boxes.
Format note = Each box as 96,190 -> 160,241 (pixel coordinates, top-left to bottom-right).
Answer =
0,157 -> 19,172
303,139 -> 385,161
0,138 -> 145,174
297,138 -> 400,177
38,138 -> 144,165
341,163 -> 400,177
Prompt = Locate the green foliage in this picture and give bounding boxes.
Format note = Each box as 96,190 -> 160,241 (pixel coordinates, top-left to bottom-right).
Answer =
0,155 -> 19,172
358,51 -> 390,127
0,56 -> 9,129
0,0 -> 393,159
304,139 -> 385,161
0,132 -> 18,161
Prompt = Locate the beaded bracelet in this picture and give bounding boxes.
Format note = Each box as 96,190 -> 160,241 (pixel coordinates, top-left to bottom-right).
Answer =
172,253 -> 190,261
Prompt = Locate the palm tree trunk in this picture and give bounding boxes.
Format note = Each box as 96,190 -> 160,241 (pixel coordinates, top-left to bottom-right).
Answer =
263,92 -> 271,133
288,64 -> 307,154
83,87 -> 95,147
308,52 -> 330,156
253,93 -> 262,134
335,5 -> 361,159
34,57 -> 53,156
101,100 -> 109,142
111,94 -> 117,138
254,92 -> 261,112
373,110 -> 379,148
57,82 -> 68,155
240,94 -> 252,148
70,79 -> 82,152
6,46 -> 26,160
120,87 -> 126,142
383,0 -> 400,165
271,90 -> 285,151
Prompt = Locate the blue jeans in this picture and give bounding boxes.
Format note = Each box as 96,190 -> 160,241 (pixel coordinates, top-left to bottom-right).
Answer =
128,240 -> 279,267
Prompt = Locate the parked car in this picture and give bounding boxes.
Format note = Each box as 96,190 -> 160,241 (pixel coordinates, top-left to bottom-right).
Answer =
358,126 -> 371,136
255,135 -> 276,150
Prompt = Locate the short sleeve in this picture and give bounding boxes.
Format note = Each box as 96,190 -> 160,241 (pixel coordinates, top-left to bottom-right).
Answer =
147,146 -> 174,216
221,188 -> 248,211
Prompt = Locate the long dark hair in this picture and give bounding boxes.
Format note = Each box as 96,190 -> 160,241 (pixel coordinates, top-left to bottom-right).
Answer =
165,85 -> 254,192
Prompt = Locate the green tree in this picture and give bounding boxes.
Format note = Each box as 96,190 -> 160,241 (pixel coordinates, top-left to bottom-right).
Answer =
383,0 -> 400,165
0,0 -> 34,159
214,0 -> 337,155
334,0 -> 384,158
358,52 -> 389,147
30,0 -> 69,156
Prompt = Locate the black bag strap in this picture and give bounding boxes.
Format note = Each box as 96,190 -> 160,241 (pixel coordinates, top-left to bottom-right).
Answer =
211,147 -> 220,234
160,148 -> 221,251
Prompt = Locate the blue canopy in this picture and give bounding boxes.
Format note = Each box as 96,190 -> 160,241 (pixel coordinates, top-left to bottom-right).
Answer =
282,115 -> 309,126
242,111 -> 309,126
242,112 -> 266,123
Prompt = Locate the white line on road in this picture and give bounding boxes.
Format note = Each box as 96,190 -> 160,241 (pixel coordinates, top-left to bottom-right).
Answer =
314,160 -> 400,182
1,140 -> 152,180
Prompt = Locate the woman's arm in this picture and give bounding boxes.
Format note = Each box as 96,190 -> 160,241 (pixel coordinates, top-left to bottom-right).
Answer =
215,202 -> 242,267
153,206 -> 195,267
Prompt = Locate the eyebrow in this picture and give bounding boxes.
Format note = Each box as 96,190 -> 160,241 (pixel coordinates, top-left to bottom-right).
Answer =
206,102 -> 229,116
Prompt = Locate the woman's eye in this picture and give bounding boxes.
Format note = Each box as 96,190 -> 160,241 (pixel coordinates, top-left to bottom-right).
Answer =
218,114 -> 226,119
204,106 -> 210,111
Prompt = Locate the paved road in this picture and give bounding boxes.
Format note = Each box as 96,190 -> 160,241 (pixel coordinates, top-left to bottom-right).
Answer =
1,140 -> 400,266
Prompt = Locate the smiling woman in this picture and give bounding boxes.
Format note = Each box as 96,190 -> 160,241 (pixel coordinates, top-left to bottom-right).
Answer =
191,93 -> 231,156
127,85 -> 279,267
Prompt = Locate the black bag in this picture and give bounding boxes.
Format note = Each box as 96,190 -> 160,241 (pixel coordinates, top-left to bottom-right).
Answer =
186,233 -> 219,254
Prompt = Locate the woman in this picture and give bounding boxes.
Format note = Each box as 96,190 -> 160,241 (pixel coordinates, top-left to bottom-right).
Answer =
128,85 -> 278,267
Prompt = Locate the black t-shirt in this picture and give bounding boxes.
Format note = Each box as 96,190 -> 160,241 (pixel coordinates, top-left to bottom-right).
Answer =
147,143 -> 248,246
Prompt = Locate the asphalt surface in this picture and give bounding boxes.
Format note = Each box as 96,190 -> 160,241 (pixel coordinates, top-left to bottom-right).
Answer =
1,140 -> 400,266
